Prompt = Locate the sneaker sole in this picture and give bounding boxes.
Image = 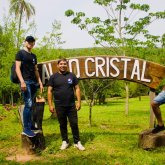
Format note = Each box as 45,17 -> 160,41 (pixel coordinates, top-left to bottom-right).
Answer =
21,132 -> 36,137
74,145 -> 85,151
60,144 -> 69,150
32,130 -> 43,134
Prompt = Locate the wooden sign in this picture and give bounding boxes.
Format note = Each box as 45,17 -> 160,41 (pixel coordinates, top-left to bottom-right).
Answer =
38,56 -> 165,89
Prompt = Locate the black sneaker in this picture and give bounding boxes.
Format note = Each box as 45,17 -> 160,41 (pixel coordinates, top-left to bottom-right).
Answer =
152,125 -> 165,134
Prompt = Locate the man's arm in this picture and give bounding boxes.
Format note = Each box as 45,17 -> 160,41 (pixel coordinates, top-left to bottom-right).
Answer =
75,84 -> 81,111
35,65 -> 43,93
48,86 -> 55,113
15,60 -> 26,91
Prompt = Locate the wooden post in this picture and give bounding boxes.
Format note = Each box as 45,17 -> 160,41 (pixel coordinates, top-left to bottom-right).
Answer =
149,88 -> 156,128
32,97 -> 45,130
18,99 -> 46,153
18,105 -> 24,127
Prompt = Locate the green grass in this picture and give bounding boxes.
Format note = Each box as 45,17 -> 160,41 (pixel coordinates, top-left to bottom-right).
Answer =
0,96 -> 165,164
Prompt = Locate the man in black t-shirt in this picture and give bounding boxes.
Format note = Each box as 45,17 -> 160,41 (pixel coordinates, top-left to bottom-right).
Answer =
15,36 -> 43,137
47,58 -> 85,150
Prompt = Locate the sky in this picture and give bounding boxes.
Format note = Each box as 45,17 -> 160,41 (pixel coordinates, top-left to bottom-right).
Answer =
0,0 -> 165,49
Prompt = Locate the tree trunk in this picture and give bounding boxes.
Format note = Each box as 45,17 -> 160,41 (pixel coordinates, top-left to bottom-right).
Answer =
89,101 -> 93,127
149,89 -> 156,128
125,82 -> 129,115
2,92 -> 5,105
118,1 -> 129,116
19,104 -> 46,153
17,7 -> 23,48
11,91 -> 13,106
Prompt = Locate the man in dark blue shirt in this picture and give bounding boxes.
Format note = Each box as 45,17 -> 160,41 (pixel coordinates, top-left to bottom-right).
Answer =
47,58 -> 85,150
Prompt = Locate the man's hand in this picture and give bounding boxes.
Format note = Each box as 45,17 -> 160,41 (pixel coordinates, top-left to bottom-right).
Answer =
21,82 -> 26,91
49,105 -> 55,113
76,102 -> 81,111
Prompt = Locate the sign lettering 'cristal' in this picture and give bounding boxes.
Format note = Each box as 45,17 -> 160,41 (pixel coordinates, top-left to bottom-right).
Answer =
38,56 -> 165,89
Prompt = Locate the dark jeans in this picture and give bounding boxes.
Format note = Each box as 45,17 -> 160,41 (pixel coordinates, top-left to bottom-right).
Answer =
55,106 -> 80,144
22,80 -> 38,130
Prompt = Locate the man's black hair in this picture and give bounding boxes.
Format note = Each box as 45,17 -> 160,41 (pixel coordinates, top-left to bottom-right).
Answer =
57,58 -> 68,64
25,36 -> 35,42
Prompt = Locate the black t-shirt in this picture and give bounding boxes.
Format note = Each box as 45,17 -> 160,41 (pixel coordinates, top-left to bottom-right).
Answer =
47,72 -> 79,107
15,50 -> 37,81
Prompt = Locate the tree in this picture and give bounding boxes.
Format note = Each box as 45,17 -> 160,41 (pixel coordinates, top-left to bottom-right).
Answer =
0,18 -> 20,105
161,34 -> 165,48
80,79 -> 113,126
38,20 -> 65,49
9,0 -> 35,48
0,15 -> 36,105
35,20 -> 66,63
65,0 -> 165,115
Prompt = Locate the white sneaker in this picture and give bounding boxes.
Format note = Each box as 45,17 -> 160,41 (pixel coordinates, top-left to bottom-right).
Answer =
60,141 -> 69,150
74,141 -> 85,151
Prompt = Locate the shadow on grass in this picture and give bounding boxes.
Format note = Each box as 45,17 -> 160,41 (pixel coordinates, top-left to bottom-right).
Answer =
94,131 -> 138,136
44,133 -> 61,146
43,117 -> 58,122
97,101 -> 125,106
44,131 -> 138,147
80,132 -> 95,144
42,117 -> 59,127
44,131 -> 96,146
48,153 -> 109,164
129,110 -> 149,115
79,131 -> 139,146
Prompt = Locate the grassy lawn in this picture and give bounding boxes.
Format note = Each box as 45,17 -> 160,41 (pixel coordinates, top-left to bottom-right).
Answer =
0,96 -> 165,164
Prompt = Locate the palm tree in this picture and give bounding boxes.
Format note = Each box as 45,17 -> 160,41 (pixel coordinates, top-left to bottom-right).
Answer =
9,0 -> 35,48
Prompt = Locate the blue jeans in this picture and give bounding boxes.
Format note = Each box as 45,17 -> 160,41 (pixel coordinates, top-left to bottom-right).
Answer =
21,80 -> 38,130
154,90 -> 165,105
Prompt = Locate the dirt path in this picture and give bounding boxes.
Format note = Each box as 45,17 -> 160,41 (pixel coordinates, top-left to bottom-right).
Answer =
6,149 -> 42,163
